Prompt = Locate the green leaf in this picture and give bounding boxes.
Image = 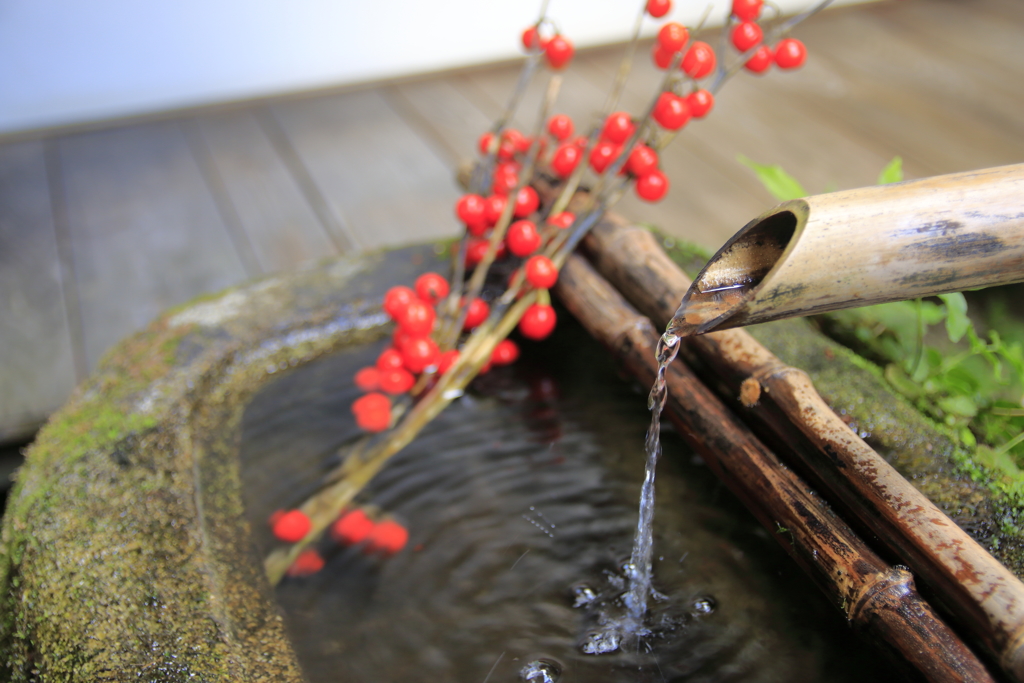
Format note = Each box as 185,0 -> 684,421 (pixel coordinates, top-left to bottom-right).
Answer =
884,363 -> 922,398
738,155 -> 806,201
877,156 -> 904,185
938,394 -> 979,418
938,292 -> 970,343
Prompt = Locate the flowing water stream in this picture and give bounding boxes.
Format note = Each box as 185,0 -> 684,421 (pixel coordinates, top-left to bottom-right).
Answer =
240,314 -> 900,682
617,284 -> 749,639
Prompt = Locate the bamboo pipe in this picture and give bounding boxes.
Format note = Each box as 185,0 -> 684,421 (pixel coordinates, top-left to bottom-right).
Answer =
674,164 -> 1024,335
554,253 -> 994,683
576,212 -> 1024,682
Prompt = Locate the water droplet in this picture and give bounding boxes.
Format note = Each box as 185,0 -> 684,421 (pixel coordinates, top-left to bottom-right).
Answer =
572,584 -> 597,608
520,659 -> 562,682
581,629 -> 621,655
691,596 -> 716,616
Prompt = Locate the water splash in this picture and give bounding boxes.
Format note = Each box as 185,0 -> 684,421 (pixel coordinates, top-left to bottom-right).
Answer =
520,659 -> 561,682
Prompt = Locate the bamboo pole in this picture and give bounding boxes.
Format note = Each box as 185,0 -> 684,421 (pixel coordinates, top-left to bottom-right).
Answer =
554,253 -> 994,683
577,212 -> 1024,682
674,164 -> 1024,335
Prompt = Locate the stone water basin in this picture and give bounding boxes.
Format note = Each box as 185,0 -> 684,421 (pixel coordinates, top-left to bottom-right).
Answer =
0,243 -> 906,681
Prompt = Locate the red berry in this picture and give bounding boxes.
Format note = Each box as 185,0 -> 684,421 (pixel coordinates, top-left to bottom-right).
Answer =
514,186 -> 540,218
491,339 -> 520,366
551,143 -> 582,178
379,367 -> 415,394
456,194 -> 485,226
463,297 -> 490,330
492,165 -> 519,196
478,131 -> 495,156
652,92 -> 691,131
572,135 -> 589,149
682,41 -> 716,79
436,349 -> 460,374
686,89 -> 714,118
272,510 -> 311,543
732,0 -> 763,21
589,141 -> 622,174
466,220 -> 489,238
547,114 -> 574,141
519,304 -> 557,340
601,112 -> 635,145
501,128 -> 525,153
657,22 -> 689,54
549,211 -> 575,229
465,238 -> 489,267
332,509 -> 374,545
515,134 -> 533,155
774,38 -> 807,69
401,336 -> 440,374
397,299 -> 435,336
652,44 -> 675,70
744,44 -> 773,74
484,195 -> 507,225
352,391 -> 390,416
366,519 -> 409,555
355,404 -> 391,432
507,220 -> 542,256
545,35 -> 574,69
731,21 -> 763,52
286,549 -> 325,577
414,272 -> 449,304
525,255 -> 559,289
354,366 -> 380,391
383,286 -> 416,320
393,327 -> 413,351
377,348 -> 405,371
626,144 -> 659,177
636,170 -> 670,202
646,0 -> 671,18
522,26 -> 541,51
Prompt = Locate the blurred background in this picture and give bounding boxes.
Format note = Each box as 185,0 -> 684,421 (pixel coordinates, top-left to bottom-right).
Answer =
0,0 -> 866,134
0,0 -> 1021,484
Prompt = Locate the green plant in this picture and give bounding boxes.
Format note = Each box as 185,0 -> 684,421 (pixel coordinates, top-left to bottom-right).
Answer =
740,154 -> 1024,492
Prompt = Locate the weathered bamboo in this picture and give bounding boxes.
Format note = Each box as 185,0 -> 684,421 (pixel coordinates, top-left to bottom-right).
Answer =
578,213 -> 1024,682
554,253 -> 994,682
674,163 -> 1024,335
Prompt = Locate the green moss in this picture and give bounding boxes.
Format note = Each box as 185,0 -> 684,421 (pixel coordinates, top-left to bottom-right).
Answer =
749,318 -> 1024,574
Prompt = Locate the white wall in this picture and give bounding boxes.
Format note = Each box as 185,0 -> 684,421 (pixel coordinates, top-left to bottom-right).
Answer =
0,0 -> 867,135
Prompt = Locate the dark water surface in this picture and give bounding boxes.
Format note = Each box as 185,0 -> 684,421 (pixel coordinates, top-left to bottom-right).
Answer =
239,316 -> 904,683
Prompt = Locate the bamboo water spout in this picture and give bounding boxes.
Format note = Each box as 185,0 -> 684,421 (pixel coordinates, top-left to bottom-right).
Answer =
675,163 -> 1024,336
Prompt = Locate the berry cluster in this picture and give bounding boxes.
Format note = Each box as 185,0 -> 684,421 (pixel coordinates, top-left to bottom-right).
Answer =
270,506 -> 410,577
263,0 -> 820,584
726,0 -> 807,74
521,22 -> 576,70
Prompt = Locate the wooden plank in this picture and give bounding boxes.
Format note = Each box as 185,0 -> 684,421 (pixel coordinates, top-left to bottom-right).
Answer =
189,110 -> 341,272
266,90 -> 461,252
756,5 -> 1024,178
386,78 -> 495,169
0,141 -> 78,440
876,0 -> 1024,79
57,121 -> 248,370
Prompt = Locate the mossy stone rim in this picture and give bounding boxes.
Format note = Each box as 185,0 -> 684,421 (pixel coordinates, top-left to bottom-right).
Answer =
0,244 -> 446,681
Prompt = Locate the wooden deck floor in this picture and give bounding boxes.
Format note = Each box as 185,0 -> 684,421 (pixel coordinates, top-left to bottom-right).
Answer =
1,0 -> 1022,444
